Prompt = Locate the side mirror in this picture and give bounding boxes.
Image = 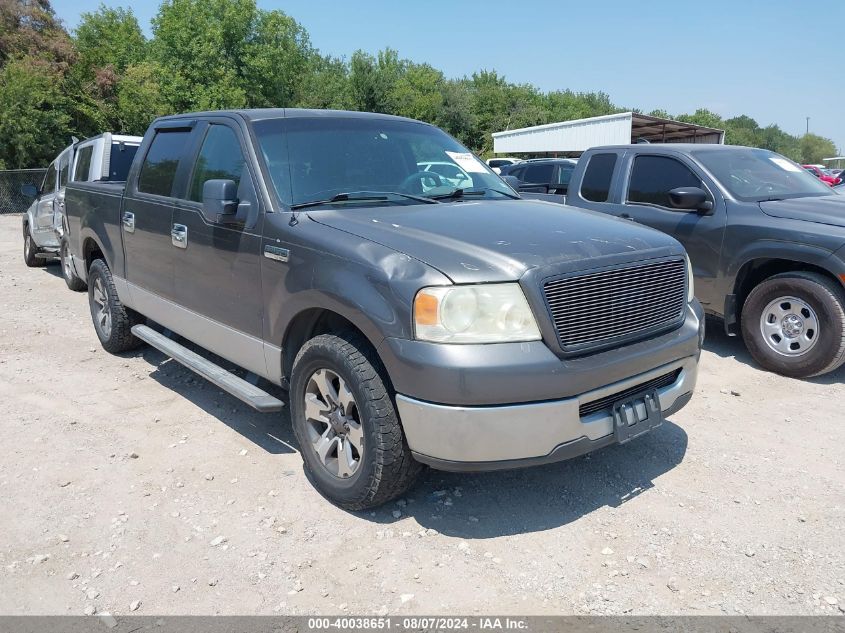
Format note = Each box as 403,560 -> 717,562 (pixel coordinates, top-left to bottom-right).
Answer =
202,179 -> 239,223
20,184 -> 39,199
669,187 -> 713,213
501,175 -> 520,191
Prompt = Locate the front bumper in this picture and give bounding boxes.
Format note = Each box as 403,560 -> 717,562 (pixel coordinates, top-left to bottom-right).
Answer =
396,355 -> 698,471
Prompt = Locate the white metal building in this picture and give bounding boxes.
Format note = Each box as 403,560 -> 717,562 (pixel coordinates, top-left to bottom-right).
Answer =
492,112 -> 725,156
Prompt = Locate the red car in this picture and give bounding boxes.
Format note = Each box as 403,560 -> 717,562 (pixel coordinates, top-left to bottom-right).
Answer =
802,164 -> 841,186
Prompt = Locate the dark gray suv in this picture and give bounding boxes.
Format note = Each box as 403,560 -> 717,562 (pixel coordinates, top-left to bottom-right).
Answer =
65,109 -> 703,509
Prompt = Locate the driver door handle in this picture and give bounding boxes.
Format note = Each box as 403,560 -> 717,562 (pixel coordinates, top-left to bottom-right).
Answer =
122,211 -> 135,233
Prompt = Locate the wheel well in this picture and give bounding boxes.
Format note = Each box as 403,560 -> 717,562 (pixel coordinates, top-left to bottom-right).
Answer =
83,238 -> 104,273
734,258 -> 841,316
281,309 -> 376,384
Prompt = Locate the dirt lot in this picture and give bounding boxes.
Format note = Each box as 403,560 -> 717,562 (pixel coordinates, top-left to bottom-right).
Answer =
1,214 -> 843,617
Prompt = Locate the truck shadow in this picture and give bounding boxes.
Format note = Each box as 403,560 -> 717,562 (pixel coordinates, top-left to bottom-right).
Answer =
381,420 -> 688,539
139,345 -> 298,456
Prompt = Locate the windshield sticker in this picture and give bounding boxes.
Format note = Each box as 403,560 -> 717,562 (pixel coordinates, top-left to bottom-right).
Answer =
445,151 -> 487,174
769,157 -> 802,173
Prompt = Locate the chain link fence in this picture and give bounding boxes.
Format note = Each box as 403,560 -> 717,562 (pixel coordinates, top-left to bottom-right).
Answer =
0,169 -> 46,215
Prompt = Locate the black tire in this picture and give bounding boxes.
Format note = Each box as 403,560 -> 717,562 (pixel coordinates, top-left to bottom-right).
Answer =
741,271 -> 845,378
289,332 -> 422,510
23,224 -> 46,268
87,259 -> 143,353
60,237 -> 87,291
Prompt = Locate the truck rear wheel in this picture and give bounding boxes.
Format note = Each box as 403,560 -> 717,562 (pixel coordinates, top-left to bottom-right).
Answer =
87,259 -> 143,353
60,238 -> 87,291
741,271 -> 845,378
289,332 -> 422,510
23,224 -> 46,268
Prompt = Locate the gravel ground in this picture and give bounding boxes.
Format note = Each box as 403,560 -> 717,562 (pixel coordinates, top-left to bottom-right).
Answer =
1,214 -> 843,617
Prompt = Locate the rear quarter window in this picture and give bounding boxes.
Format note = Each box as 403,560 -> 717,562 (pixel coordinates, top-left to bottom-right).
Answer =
73,146 -> 94,181
138,130 -> 191,196
580,153 -> 617,202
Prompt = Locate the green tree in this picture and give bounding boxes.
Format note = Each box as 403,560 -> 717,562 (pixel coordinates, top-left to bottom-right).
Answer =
799,133 -> 837,165
297,55 -> 353,110
116,62 -> 172,134
0,0 -> 74,66
0,55 -> 71,168
74,5 -> 146,74
349,48 -> 405,113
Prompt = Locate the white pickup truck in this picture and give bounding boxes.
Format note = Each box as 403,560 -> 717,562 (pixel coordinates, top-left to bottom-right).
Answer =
21,133 -> 142,290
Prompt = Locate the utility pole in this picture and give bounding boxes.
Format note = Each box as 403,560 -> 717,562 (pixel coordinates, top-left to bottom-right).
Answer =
806,117 -> 810,135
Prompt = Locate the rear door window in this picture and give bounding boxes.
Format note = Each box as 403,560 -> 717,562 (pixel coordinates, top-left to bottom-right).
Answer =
581,153 -> 617,202
524,164 -> 554,183
58,151 -> 71,188
138,130 -> 191,197
74,146 -> 94,181
42,162 -> 57,193
627,155 -> 702,207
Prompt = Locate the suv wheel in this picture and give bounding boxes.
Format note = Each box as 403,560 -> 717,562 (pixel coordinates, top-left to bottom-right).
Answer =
289,332 -> 422,510
60,238 -> 86,291
741,271 -> 845,378
87,259 -> 142,353
23,225 -> 46,268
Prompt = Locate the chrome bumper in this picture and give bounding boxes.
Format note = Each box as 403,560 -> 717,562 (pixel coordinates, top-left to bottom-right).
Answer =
395,356 -> 697,468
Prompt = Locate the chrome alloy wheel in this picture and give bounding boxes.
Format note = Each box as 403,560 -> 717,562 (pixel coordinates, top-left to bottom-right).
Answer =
759,296 -> 819,357
303,368 -> 363,479
92,276 -> 112,338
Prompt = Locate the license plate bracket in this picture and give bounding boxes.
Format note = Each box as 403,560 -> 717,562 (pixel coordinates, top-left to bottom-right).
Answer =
612,389 -> 663,444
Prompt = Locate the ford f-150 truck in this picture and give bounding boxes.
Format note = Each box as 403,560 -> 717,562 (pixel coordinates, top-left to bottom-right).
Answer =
65,109 -> 703,509
561,144 -> 845,379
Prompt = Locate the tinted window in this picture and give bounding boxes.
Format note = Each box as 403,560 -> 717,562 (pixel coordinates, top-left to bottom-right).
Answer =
108,142 -> 138,181
138,130 -> 191,197
507,165 -> 525,179
581,153 -> 617,202
524,164 -> 555,183
43,162 -> 57,193
628,156 -> 702,207
189,125 -> 246,202
74,146 -> 93,181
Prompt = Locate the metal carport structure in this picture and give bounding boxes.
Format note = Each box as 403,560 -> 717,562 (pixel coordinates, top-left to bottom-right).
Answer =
492,112 -> 725,157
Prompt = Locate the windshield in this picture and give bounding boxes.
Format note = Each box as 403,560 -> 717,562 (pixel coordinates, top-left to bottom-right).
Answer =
252,116 -> 514,207
692,148 -> 833,202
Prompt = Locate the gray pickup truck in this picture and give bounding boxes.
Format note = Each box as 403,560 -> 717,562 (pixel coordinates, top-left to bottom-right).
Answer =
562,144 -> 845,378
65,109 -> 703,509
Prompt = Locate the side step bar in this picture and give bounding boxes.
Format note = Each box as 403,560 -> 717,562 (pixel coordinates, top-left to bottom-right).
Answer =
131,324 -> 284,413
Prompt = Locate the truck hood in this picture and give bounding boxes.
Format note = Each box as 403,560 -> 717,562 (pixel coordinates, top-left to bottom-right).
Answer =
760,195 -> 845,228
307,199 -> 681,283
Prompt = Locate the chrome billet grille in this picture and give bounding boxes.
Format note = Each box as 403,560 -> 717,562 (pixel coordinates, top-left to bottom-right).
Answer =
578,368 -> 681,418
544,259 -> 686,352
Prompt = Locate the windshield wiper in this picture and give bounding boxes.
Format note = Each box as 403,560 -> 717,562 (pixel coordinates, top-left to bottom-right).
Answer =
290,191 -> 439,210
430,187 -> 520,201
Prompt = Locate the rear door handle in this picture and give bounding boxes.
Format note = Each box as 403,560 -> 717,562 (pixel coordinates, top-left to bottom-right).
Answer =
122,211 -> 135,233
171,224 -> 188,248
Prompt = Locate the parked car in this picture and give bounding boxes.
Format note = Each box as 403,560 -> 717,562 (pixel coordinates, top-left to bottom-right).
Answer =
21,133 -> 142,291
486,157 -> 521,174
501,158 -> 578,195
562,144 -> 845,378
802,164 -> 840,186
65,109 -> 702,509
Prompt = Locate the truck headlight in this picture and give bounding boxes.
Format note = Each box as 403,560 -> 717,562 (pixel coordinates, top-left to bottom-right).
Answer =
414,283 -> 542,344
685,254 -> 695,302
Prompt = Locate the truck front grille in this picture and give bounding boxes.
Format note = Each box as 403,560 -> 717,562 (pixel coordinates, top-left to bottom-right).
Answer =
543,258 -> 686,352
578,368 -> 681,418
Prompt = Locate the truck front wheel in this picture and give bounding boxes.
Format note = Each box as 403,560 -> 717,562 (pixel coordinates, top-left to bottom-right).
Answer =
289,332 -> 422,510
87,259 -> 142,353
741,271 -> 845,378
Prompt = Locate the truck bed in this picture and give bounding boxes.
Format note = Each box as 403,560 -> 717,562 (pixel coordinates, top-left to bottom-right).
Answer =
65,180 -> 127,282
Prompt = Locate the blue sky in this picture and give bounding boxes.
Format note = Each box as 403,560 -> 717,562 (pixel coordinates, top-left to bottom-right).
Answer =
53,0 -> 845,154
